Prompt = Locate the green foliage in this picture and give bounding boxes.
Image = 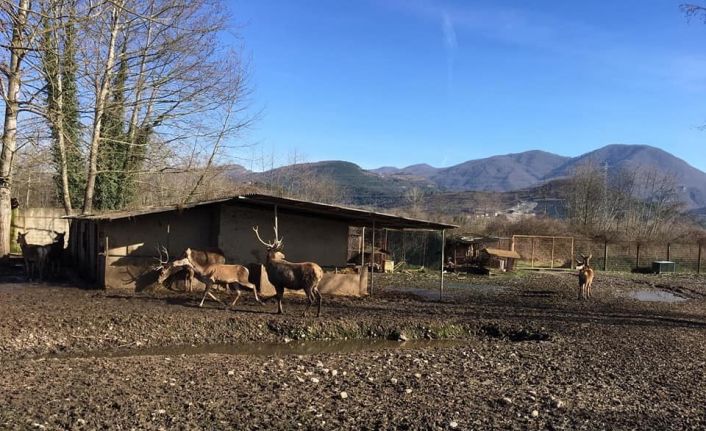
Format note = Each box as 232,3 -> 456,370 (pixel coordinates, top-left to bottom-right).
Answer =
94,39 -> 151,211
41,10 -> 85,210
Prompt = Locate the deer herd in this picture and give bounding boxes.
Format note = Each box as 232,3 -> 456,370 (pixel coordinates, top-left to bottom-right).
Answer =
15,224 -> 596,314
152,223 -> 324,317
16,231 -> 65,281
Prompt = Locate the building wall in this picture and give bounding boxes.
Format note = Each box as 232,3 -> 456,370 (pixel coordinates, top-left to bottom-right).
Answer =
101,206 -> 218,290
12,207 -> 70,250
218,203 -> 349,268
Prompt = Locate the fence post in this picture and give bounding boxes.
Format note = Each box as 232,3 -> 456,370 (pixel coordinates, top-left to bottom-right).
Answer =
531,237 -> 535,268
667,243 -> 671,261
698,243 -> 702,275
603,240 -> 608,271
571,237 -> 575,269
635,243 -> 641,270
550,237 -> 555,269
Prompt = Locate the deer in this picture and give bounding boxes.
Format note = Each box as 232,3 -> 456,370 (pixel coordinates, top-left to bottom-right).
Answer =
16,232 -> 50,282
253,224 -> 324,317
156,247 -> 262,309
576,253 -> 595,300
46,231 -> 65,278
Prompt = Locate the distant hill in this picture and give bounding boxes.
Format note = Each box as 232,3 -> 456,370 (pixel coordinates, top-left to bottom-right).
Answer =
547,144 -> 706,208
430,150 -> 570,192
244,160 -> 437,207
230,144 -> 706,212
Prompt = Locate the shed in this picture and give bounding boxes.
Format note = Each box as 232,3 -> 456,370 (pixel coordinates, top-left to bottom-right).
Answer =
66,193 -> 456,296
480,247 -> 521,272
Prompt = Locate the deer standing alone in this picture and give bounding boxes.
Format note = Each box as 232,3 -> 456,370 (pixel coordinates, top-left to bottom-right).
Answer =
156,247 -> 262,309
17,232 -> 50,281
576,253 -> 595,300
253,225 -> 324,317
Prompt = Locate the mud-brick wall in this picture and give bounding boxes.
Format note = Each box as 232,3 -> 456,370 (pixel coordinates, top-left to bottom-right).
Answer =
218,204 -> 349,268
12,207 -> 70,248
102,206 -> 218,290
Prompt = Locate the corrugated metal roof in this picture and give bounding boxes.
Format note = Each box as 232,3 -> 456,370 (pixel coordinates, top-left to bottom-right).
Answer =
482,247 -> 521,259
66,193 -> 457,230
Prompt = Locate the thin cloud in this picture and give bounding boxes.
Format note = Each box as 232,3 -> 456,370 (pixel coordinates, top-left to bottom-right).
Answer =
441,10 -> 457,92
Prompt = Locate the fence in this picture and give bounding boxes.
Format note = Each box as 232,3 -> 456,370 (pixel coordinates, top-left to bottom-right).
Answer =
512,235 -> 705,274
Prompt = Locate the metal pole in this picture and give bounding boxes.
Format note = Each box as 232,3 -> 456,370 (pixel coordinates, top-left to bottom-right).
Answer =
603,240 -> 608,271
439,229 -> 445,301
571,237 -> 575,270
531,237 -> 535,268
370,220 -> 376,295
361,227 -> 365,283
667,243 -> 671,261
274,205 -> 279,235
550,237 -> 555,269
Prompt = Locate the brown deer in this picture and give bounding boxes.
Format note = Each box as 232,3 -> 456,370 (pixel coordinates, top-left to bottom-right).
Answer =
157,247 -> 262,309
253,225 -> 324,317
47,231 -> 65,278
154,247 -> 226,292
16,232 -> 50,281
576,253 -> 595,300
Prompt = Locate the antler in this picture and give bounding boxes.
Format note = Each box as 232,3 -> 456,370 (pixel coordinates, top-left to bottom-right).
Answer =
152,245 -> 170,271
253,226 -> 276,248
253,225 -> 284,249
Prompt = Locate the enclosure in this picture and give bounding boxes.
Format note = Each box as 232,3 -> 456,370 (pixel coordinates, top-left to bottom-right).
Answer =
66,193 -> 455,294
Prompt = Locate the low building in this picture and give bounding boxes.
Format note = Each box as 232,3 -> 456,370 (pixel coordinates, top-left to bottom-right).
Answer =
67,194 -> 455,295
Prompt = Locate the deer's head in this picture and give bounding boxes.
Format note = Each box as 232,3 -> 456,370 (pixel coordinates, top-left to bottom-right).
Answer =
253,225 -> 285,260
152,245 -> 171,284
576,253 -> 592,271
53,231 -> 65,246
16,232 -> 26,244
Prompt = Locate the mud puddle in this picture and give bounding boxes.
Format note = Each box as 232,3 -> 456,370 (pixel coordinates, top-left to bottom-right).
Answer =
45,339 -> 466,360
623,289 -> 688,303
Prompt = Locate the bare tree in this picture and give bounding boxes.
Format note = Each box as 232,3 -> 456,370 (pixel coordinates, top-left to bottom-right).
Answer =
0,0 -> 32,257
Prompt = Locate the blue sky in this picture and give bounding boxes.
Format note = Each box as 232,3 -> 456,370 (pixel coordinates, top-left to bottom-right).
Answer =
229,0 -> 706,172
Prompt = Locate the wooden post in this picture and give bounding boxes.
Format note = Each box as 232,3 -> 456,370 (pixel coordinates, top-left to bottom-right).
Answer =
370,220 -> 376,296
698,243 -> 702,275
439,229 -> 445,301
550,237 -> 555,269
531,237 -> 535,268
636,243 -> 641,270
103,234 -> 109,289
603,240 -> 608,271
571,237 -> 575,270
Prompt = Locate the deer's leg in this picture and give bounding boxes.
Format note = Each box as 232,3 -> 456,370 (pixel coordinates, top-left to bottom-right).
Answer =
229,285 -> 242,309
276,287 -> 284,314
187,267 -> 194,293
314,287 -> 322,318
199,281 -> 213,307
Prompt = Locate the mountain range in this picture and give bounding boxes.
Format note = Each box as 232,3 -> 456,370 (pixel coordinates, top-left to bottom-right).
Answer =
229,144 -> 706,212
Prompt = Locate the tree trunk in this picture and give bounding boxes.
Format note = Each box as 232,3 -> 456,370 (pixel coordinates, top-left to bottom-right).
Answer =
82,2 -> 123,214
0,0 -> 30,257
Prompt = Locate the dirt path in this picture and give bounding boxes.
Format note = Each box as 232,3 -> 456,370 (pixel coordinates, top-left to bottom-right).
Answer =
1,271 -> 705,429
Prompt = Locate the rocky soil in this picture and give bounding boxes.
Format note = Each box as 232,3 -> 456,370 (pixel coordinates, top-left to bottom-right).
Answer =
1,270 -> 705,429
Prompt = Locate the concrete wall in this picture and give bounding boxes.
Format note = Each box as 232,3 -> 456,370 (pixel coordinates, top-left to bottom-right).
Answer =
12,207 -> 69,248
101,206 -> 218,290
218,203 -> 349,268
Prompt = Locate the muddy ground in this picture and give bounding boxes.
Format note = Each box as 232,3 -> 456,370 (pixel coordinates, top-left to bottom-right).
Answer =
1,269 -> 705,430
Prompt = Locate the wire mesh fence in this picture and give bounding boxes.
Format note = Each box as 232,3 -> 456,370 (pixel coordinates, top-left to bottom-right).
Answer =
512,235 -> 705,273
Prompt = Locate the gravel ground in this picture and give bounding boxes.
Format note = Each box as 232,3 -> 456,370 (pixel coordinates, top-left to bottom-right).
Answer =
1,270 -> 705,429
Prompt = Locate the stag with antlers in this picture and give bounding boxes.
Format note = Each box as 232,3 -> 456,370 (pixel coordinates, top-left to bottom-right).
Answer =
253,225 -> 324,317
576,253 -> 595,300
